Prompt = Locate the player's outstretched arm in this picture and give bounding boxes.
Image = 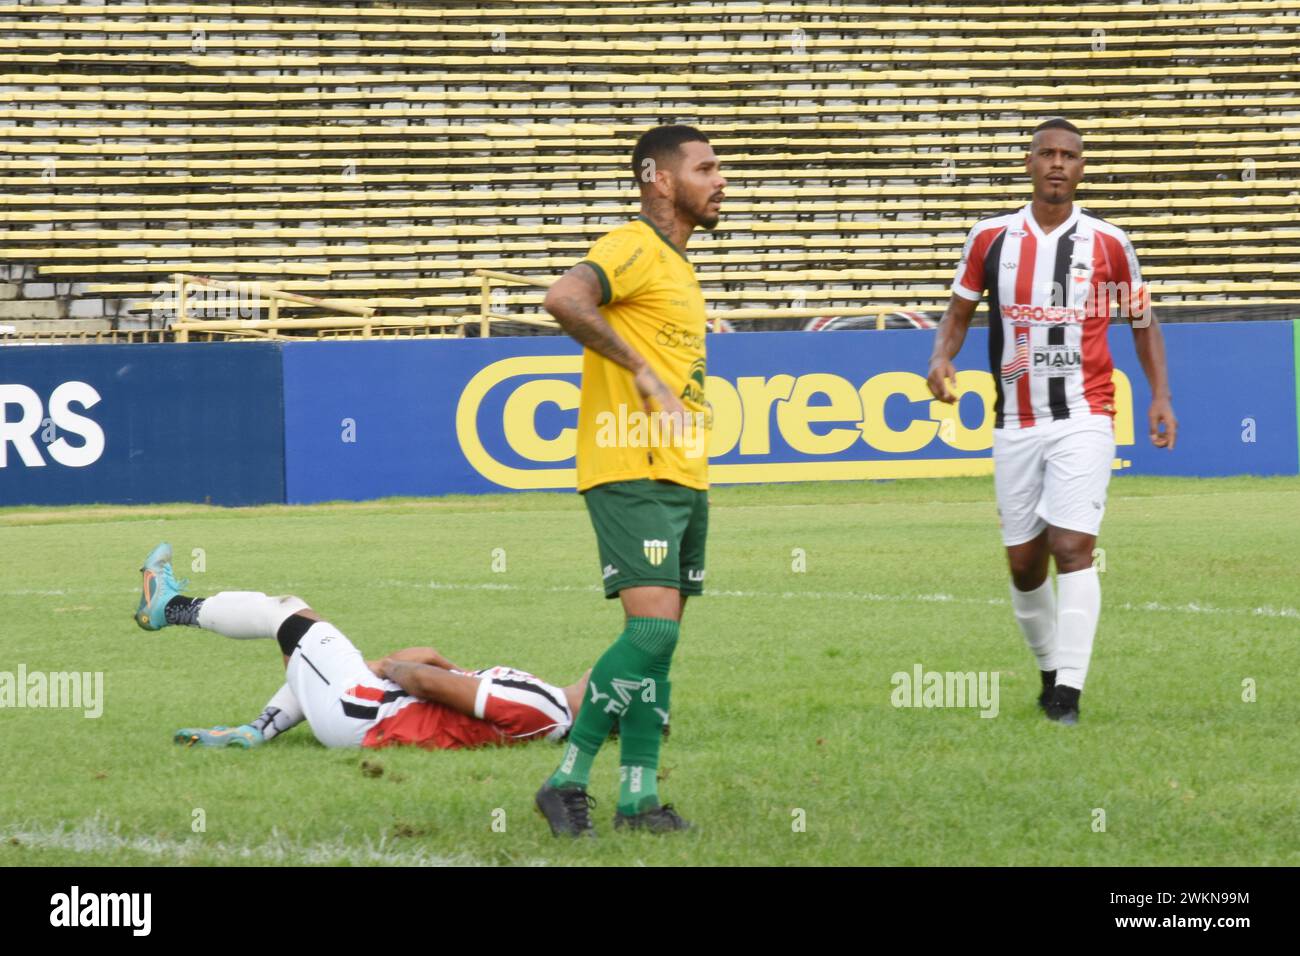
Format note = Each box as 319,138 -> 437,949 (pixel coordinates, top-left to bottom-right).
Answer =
1129,306 -> 1177,449
927,293 -> 979,403
544,264 -> 684,418
372,658 -> 481,717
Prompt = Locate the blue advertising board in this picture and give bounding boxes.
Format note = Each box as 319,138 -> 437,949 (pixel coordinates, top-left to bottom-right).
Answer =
0,343 -> 284,506
2,322 -> 1294,507
280,320 -> 1299,502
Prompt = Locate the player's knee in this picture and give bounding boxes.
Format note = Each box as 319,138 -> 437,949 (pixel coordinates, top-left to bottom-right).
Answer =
273,594 -> 315,615
276,612 -> 318,657
1009,567 -> 1044,591
1048,532 -> 1094,572
619,585 -> 681,621
1006,552 -> 1047,590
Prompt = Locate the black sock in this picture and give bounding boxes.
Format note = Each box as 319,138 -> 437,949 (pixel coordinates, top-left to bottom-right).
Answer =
164,596 -> 205,626
1041,669 -> 1057,691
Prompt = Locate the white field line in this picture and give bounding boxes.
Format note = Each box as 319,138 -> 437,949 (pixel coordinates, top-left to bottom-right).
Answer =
3,581 -> 1297,621
719,489 -> 1300,511
381,580 -> 1300,621
2,485 -> 1296,527
0,816 -> 531,867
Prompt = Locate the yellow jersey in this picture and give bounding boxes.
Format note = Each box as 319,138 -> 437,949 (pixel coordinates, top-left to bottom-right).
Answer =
573,214 -> 710,492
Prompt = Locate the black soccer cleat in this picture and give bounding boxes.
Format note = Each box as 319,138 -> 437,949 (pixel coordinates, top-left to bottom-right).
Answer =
1044,684 -> 1081,725
535,782 -> 597,838
1037,669 -> 1057,712
613,803 -> 692,833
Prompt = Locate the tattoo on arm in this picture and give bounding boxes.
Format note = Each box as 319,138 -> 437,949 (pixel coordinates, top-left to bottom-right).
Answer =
546,265 -> 645,373
381,660 -> 426,695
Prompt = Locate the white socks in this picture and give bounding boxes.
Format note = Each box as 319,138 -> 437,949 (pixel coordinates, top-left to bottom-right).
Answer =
1055,567 -> 1101,690
249,683 -> 306,740
196,591 -> 308,640
1011,577 -> 1058,672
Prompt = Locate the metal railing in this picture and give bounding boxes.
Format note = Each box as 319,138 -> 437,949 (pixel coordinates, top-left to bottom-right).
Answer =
473,269 -> 560,337
168,274 -> 463,340
3,269 -> 941,344
472,268 -> 901,332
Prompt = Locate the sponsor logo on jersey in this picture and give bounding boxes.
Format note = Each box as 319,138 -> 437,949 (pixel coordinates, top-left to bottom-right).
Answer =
602,563 -> 619,579
643,539 -> 669,566
1001,303 -> 1087,326
654,322 -> 704,351
680,357 -> 707,404
614,247 -> 642,277
1032,344 -> 1081,375
1001,337 -> 1031,383
687,568 -> 706,582
1008,229 -> 1028,237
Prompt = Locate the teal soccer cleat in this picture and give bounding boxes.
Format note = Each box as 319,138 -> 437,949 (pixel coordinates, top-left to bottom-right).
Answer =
174,725 -> 264,749
135,542 -> 187,631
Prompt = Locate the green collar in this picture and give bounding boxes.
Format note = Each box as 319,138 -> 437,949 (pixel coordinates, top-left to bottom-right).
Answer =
636,213 -> 691,264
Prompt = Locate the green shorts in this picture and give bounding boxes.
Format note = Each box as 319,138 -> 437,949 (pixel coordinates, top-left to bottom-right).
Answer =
583,479 -> 708,599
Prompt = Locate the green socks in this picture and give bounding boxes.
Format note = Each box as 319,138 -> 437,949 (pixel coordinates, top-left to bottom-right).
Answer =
552,742 -> 595,788
548,616 -> 679,797
618,673 -> 671,814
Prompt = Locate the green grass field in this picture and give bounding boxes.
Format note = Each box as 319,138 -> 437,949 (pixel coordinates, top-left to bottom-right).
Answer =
2,475 -> 1297,866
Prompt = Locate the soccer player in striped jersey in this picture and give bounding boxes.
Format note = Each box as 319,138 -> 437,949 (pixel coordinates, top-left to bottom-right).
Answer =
926,118 -> 1177,725
134,543 -> 584,752
533,125 -> 725,836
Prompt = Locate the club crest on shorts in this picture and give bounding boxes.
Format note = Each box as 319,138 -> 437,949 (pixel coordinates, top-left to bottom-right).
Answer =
643,539 -> 669,566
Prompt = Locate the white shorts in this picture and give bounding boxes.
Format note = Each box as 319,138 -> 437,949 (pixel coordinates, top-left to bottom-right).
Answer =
993,415 -> 1115,546
284,622 -> 379,749
282,628 -> 571,750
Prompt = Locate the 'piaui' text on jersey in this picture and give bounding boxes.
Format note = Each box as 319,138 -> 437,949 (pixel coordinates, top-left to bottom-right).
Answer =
951,202 -> 1147,429
574,215 -> 710,491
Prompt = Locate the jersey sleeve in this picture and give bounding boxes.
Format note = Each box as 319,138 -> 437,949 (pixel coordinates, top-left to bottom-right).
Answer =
1110,227 -> 1149,321
951,224 -> 990,301
578,227 -> 656,307
474,675 -> 569,740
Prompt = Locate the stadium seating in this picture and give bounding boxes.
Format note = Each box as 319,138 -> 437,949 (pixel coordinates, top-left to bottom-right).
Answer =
0,0 -> 1296,335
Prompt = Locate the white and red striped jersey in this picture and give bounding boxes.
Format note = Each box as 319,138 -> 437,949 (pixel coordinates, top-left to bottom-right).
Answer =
346,665 -> 573,751
951,202 -> 1148,429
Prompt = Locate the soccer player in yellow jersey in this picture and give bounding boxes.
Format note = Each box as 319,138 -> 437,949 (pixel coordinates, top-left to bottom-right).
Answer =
533,125 -> 726,836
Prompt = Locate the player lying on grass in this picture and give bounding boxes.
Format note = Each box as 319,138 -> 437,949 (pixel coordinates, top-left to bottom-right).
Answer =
133,543 -> 586,752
